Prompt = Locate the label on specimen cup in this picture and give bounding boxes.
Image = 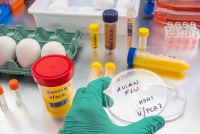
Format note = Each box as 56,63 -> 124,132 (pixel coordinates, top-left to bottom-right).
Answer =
39,83 -> 73,116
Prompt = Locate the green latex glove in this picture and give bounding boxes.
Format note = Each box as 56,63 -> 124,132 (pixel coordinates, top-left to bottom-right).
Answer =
59,77 -> 165,134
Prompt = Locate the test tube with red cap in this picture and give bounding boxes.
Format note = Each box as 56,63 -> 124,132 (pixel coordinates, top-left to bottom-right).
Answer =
8,79 -> 22,106
0,85 -> 8,111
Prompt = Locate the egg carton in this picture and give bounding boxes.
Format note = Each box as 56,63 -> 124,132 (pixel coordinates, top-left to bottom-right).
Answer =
0,25 -> 82,76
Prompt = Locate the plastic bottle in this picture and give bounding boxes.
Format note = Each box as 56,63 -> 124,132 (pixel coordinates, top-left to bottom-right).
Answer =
0,85 -> 8,111
32,55 -> 74,118
89,23 -> 99,50
138,27 -> 149,51
8,79 -> 22,106
88,61 -> 103,82
127,48 -> 190,73
103,9 -> 118,53
104,62 -> 116,78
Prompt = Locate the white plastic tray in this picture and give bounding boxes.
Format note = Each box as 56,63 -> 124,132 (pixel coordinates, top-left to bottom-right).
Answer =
28,0 -> 140,35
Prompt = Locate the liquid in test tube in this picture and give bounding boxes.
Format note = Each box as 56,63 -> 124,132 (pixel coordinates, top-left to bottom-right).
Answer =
138,27 -> 149,51
8,79 -> 22,106
0,85 -> 8,111
127,9 -> 135,48
104,62 -> 116,78
88,61 -> 103,82
103,9 -> 118,54
89,23 -> 99,50
127,48 -> 190,73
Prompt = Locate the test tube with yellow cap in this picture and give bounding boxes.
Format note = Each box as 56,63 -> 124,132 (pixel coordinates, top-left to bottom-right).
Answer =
104,62 -> 116,78
9,79 -> 22,106
89,23 -> 99,50
138,27 -> 149,51
88,61 -> 103,82
0,85 -> 8,111
127,48 -> 190,73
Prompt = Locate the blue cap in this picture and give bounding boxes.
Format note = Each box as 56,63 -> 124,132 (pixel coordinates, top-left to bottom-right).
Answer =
103,9 -> 118,23
0,5 -> 11,22
144,1 -> 155,15
127,48 -> 137,66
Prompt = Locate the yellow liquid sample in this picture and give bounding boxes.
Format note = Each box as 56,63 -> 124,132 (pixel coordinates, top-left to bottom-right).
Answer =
39,83 -> 73,118
134,51 -> 190,73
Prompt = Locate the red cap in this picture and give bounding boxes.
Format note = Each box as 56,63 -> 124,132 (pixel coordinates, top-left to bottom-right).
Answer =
9,79 -> 19,90
32,55 -> 74,87
0,85 -> 4,95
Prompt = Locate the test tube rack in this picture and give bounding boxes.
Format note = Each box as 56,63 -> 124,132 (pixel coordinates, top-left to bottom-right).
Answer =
0,25 -> 82,76
164,22 -> 200,49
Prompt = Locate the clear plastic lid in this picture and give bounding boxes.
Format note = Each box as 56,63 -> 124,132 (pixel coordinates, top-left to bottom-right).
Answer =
104,69 -> 186,124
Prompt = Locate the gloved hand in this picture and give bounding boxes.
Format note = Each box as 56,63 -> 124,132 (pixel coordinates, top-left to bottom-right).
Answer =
59,77 -> 165,134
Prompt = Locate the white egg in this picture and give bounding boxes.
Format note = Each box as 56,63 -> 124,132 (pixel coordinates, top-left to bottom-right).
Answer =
116,0 -> 133,10
41,41 -> 66,57
0,36 -> 16,66
16,38 -> 41,68
93,0 -> 115,10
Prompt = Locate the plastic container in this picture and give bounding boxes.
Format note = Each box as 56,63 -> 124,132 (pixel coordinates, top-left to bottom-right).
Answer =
138,27 -> 149,51
127,48 -> 190,73
104,62 -> 116,78
32,55 -> 74,118
148,0 -> 200,26
0,25 -> 82,76
89,23 -> 99,49
8,79 -> 22,106
103,9 -> 118,53
88,61 -> 102,82
164,22 -> 200,49
0,85 -> 8,111
104,69 -> 187,124
28,0 -> 140,35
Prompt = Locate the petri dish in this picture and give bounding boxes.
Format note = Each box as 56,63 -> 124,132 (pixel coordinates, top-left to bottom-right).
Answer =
104,69 -> 186,124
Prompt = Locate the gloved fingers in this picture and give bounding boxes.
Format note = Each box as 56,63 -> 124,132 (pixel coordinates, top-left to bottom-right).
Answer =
102,94 -> 114,108
72,87 -> 87,104
128,116 -> 165,134
86,77 -> 111,99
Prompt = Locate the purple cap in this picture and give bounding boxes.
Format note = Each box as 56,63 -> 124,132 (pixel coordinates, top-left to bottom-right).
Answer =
103,9 -> 118,23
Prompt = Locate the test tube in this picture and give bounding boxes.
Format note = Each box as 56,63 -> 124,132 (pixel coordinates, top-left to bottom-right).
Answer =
88,61 -> 103,82
0,85 -> 8,111
8,79 -> 22,106
89,23 -> 99,50
138,27 -> 149,51
127,48 -> 190,73
103,9 -> 118,54
127,9 -> 135,48
104,62 -> 116,78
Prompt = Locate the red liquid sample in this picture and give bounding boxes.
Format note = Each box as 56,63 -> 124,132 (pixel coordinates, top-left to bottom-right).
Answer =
154,0 -> 200,26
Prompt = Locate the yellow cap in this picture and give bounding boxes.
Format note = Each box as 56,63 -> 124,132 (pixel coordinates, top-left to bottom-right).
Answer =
138,27 -> 149,37
105,62 -> 116,73
90,61 -> 102,70
89,23 -> 99,33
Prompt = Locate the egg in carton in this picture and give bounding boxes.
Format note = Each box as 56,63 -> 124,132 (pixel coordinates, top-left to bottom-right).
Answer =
0,25 -> 82,76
